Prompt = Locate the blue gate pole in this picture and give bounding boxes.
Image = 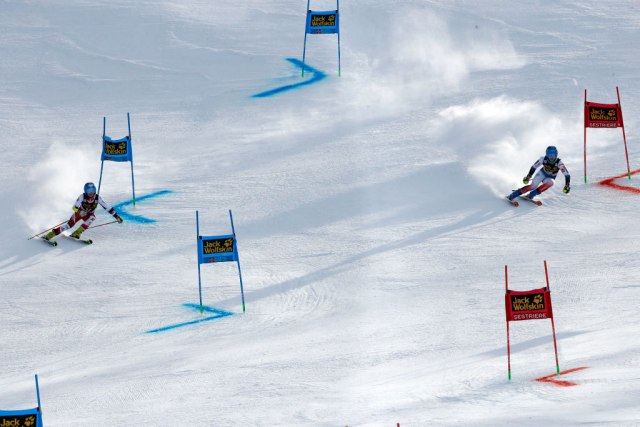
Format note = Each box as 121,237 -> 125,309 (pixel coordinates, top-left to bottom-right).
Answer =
229,210 -> 246,313
196,210 -> 204,313
98,161 -> 105,196
35,374 -> 43,426
337,0 -> 341,76
127,112 -> 136,206
301,0 -> 310,77
98,117 -> 106,195
35,374 -> 41,409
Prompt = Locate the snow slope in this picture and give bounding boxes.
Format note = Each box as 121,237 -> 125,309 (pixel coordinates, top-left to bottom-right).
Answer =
1,0 -> 640,425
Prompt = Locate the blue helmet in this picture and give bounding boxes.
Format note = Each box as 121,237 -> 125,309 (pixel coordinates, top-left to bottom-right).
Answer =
84,182 -> 96,195
545,146 -> 558,162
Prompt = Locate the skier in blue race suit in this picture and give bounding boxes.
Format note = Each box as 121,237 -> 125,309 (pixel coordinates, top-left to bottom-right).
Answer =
507,146 -> 570,202
43,182 -> 123,242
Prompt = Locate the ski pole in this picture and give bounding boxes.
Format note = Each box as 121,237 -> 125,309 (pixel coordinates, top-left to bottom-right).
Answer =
87,220 -> 119,230
27,221 -> 67,240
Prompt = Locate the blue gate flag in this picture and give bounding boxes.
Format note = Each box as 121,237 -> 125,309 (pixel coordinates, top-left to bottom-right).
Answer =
306,11 -> 339,34
101,135 -> 132,162
0,375 -> 44,427
198,234 -> 237,264
196,210 -> 246,313
302,0 -> 341,77
0,408 -> 43,427
98,112 -> 137,205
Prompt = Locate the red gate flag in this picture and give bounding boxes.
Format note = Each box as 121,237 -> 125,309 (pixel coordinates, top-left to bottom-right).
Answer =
505,287 -> 553,322
584,101 -> 623,128
584,87 -> 630,183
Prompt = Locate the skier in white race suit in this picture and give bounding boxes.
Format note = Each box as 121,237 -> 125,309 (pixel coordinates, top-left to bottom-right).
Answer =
43,182 -> 123,242
507,146 -> 570,202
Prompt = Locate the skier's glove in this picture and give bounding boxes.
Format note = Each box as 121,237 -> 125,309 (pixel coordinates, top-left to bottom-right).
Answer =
523,175 -> 532,184
563,184 -> 570,194
114,213 -> 124,224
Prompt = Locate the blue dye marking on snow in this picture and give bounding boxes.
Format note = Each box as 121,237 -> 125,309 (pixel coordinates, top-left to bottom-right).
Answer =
113,190 -> 174,224
252,58 -> 326,98
145,304 -> 234,333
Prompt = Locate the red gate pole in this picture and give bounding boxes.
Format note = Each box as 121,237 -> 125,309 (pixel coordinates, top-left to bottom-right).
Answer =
584,89 -> 588,184
544,260 -> 560,374
617,87 -> 631,180
505,265 -> 512,380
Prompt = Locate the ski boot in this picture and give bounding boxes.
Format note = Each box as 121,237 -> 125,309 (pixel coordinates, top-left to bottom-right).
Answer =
41,229 -> 59,246
43,229 -> 58,241
70,227 -> 86,239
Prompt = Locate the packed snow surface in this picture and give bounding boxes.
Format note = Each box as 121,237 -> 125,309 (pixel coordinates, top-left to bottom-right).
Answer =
1,1 -> 640,425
